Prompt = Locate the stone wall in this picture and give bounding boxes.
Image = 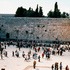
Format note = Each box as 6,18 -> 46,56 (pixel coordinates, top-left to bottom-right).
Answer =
0,17 -> 70,41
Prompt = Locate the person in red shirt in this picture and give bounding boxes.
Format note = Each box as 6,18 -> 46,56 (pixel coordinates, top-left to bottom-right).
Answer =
42,52 -> 44,58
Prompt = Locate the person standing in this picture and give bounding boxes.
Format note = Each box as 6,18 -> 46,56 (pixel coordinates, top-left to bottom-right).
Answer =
65,65 -> 69,70
55,62 -> 58,70
60,62 -> 62,70
5,45 -> 6,49
38,55 -> 40,62
51,64 -> 54,70
12,51 -> 14,57
42,52 -> 44,58
5,51 -> 8,57
33,60 -> 36,69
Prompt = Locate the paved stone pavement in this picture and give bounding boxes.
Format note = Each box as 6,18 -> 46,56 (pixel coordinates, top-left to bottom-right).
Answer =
24,65 -> 65,70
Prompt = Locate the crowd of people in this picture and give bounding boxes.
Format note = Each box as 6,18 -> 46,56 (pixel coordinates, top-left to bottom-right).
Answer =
0,41 -> 70,70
